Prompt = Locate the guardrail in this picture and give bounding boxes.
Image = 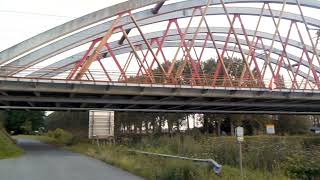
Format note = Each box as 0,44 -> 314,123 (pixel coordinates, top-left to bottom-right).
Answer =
127,149 -> 222,175
1,75 -> 320,94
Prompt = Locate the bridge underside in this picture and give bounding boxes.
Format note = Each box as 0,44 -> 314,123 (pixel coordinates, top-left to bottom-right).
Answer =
0,78 -> 320,114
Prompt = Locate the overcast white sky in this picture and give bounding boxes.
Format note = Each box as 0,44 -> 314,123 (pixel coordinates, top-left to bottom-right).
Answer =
2,0 -> 318,49
1,0 -> 319,52
0,0 -> 126,51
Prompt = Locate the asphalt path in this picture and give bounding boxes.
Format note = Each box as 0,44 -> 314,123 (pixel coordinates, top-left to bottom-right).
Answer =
0,139 -> 142,180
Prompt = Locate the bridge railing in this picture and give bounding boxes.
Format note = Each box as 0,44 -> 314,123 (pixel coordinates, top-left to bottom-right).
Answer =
0,65 -> 319,91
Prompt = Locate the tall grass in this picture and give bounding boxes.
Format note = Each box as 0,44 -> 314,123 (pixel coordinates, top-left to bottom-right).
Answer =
68,143 -> 287,180
0,128 -> 23,159
130,135 -> 320,176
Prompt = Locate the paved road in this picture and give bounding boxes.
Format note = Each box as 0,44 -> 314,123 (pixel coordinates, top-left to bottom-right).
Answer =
0,139 -> 142,180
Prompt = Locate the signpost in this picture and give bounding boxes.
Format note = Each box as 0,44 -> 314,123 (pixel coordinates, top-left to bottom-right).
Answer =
235,126 -> 244,179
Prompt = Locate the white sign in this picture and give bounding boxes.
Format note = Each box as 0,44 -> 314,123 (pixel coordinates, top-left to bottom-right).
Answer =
235,127 -> 244,137
266,124 -> 275,135
89,110 -> 114,139
235,126 -> 244,142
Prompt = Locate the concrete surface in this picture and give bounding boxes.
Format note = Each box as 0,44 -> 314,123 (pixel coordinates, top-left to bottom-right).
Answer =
0,139 -> 142,180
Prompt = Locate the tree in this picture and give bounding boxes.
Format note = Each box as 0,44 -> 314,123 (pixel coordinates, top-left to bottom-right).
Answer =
277,115 -> 312,135
201,113 -> 225,135
311,115 -> 320,127
21,120 -> 32,133
5,110 -> 45,134
0,111 -> 8,127
46,111 -> 89,137
241,115 -> 273,135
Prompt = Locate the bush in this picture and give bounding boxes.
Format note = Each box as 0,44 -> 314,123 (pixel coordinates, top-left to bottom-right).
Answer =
303,137 -> 320,147
47,130 -> 54,138
285,149 -> 320,179
48,128 -> 76,146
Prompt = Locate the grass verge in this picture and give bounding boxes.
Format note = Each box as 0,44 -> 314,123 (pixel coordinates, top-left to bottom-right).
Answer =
17,135 -> 287,179
13,135 -> 61,145
67,143 -> 287,180
0,128 -> 24,159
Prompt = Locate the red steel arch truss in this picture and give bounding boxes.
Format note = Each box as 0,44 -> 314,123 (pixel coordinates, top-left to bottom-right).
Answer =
2,0 -> 320,91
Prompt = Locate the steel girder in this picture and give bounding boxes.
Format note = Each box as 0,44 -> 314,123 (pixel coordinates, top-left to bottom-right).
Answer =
1,77 -> 320,114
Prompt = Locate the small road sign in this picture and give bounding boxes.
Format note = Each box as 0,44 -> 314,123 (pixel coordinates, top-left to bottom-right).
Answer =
266,124 -> 275,135
235,126 -> 244,179
235,126 -> 244,142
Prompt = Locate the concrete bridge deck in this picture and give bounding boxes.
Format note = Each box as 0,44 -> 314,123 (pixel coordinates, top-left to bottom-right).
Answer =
0,77 -> 320,114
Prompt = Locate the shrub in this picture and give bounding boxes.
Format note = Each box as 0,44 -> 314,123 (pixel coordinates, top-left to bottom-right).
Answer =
303,137 -> 320,147
286,154 -> 320,179
47,130 -> 54,138
50,128 -> 75,146
53,128 -> 64,139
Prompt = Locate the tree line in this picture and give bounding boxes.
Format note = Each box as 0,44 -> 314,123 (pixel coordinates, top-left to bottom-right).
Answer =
0,110 -> 44,134
0,109 -> 314,136
44,111 -> 314,137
